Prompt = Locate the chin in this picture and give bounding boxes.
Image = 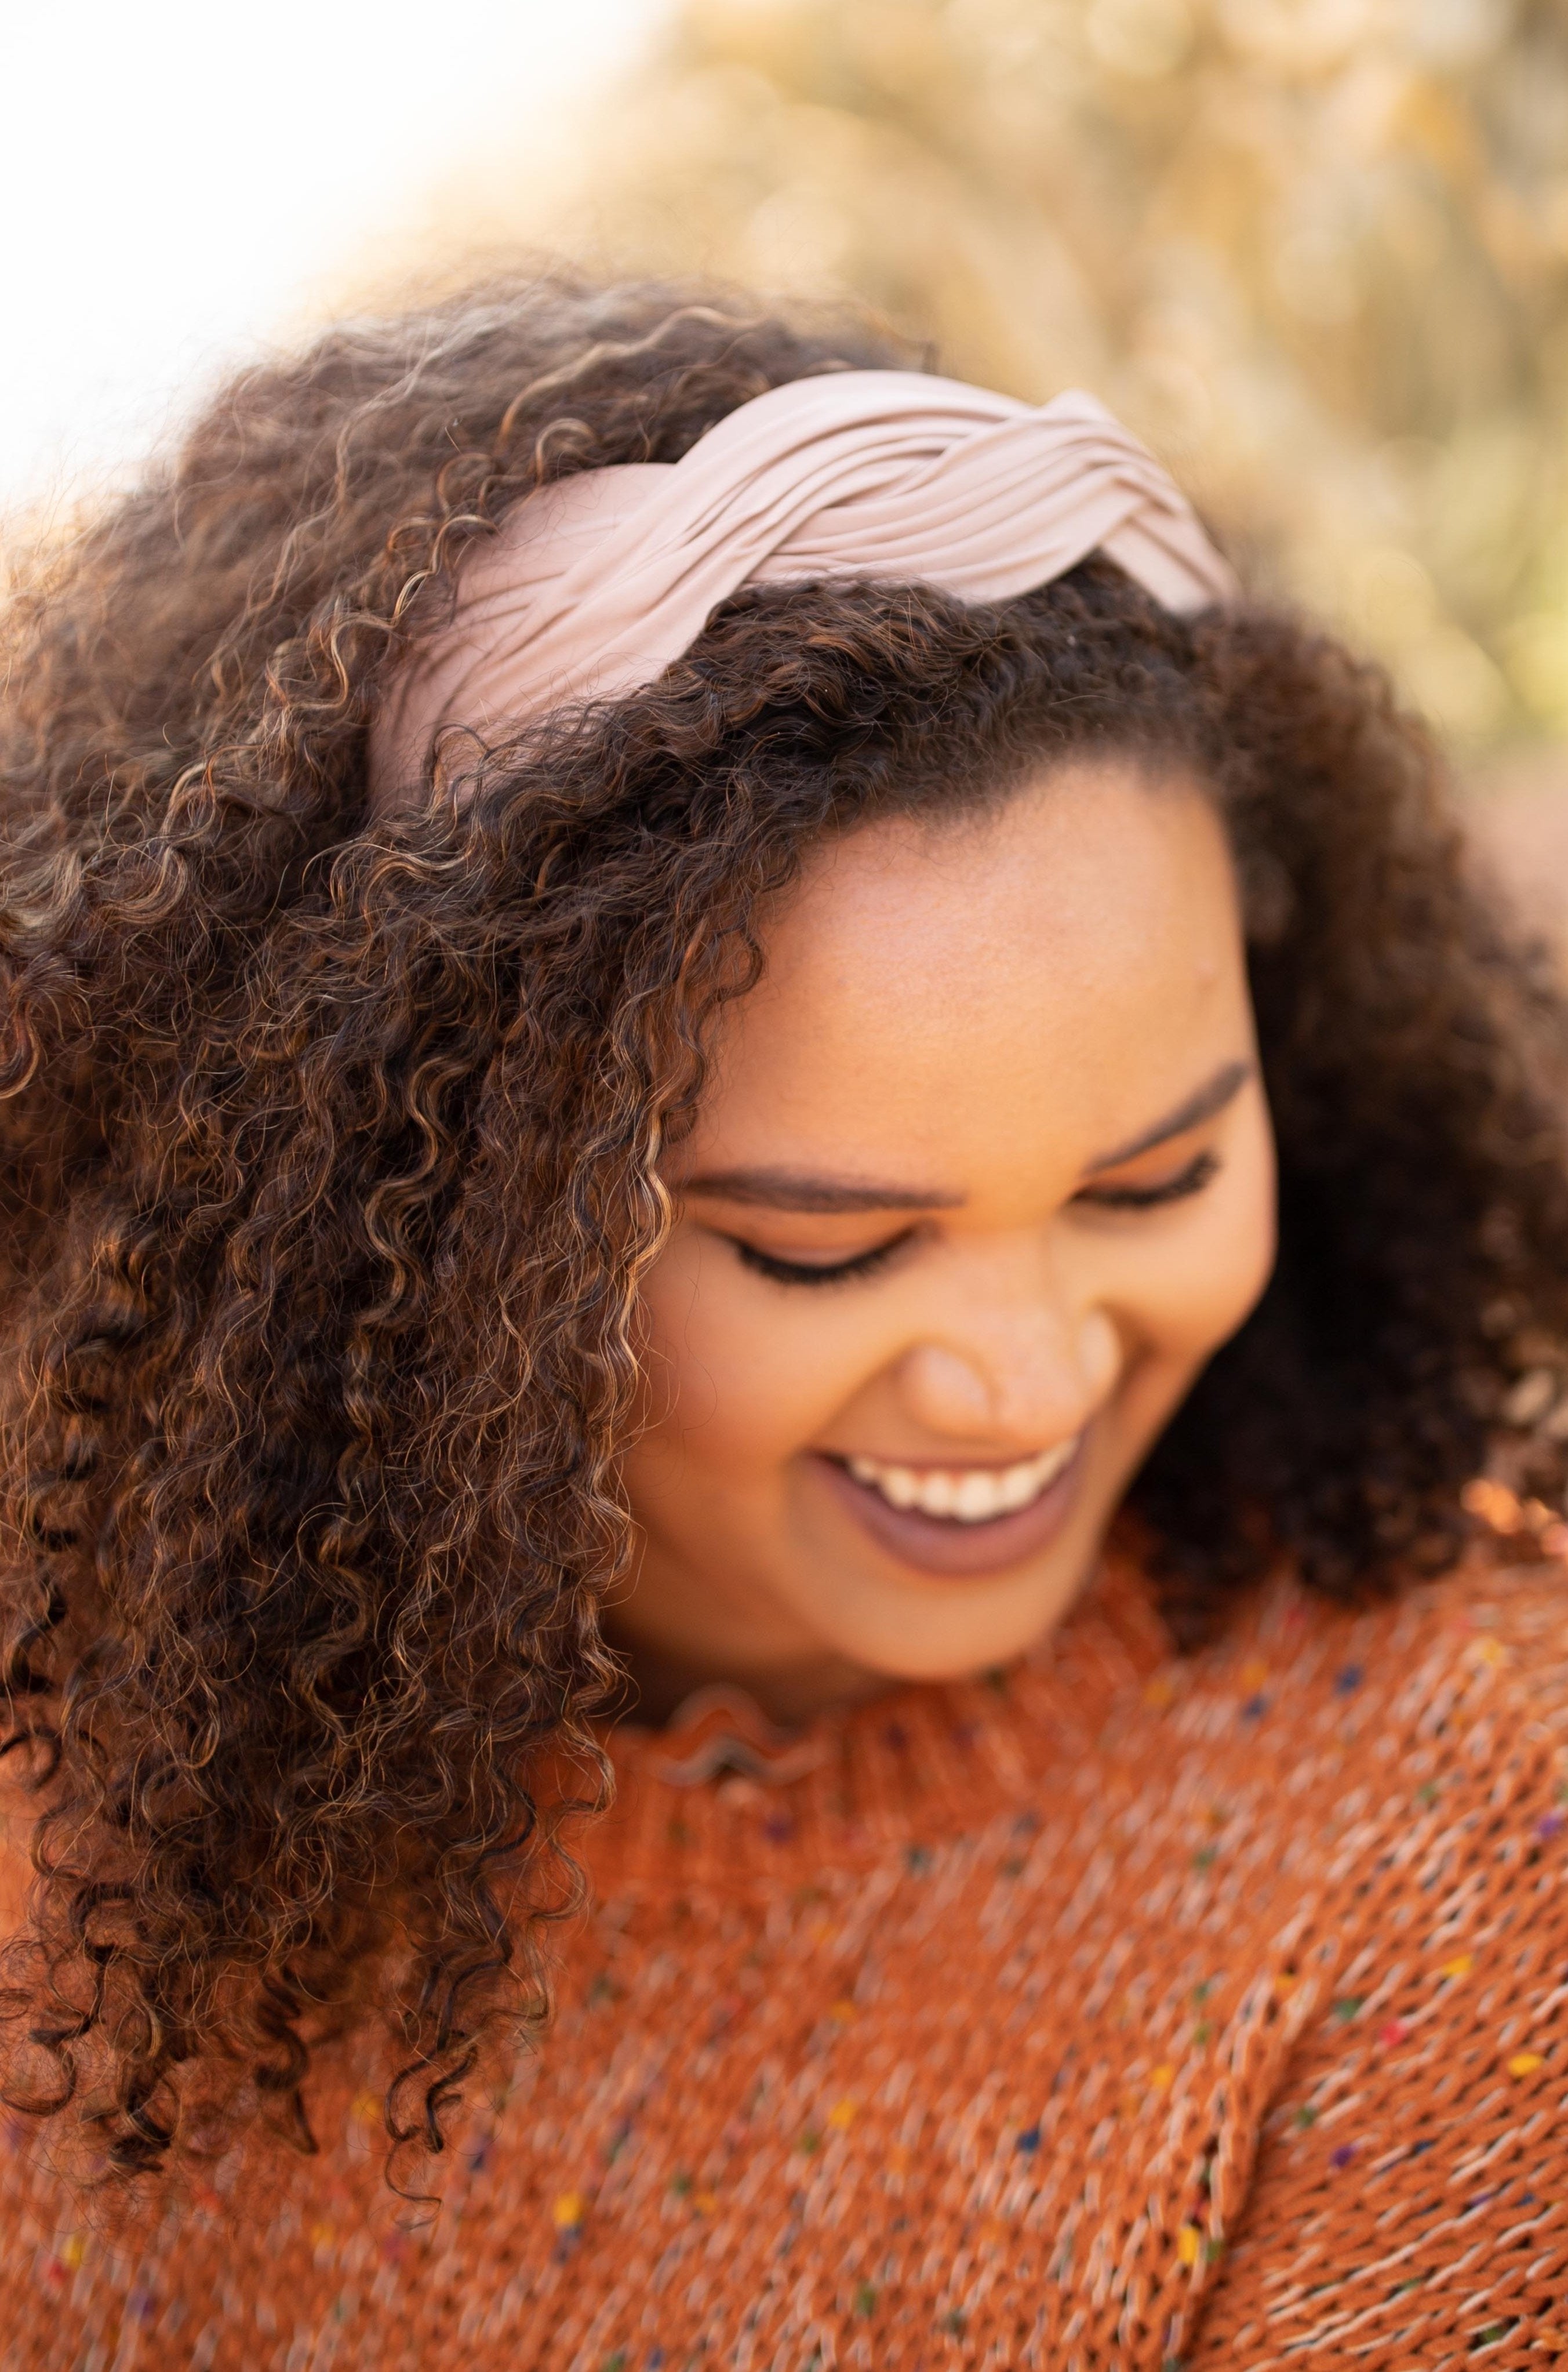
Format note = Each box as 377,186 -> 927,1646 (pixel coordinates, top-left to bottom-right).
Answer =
805,1547 -> 1101,1688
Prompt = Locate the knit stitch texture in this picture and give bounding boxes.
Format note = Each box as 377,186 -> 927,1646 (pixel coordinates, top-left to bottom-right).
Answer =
3,1545 -> 1567,2369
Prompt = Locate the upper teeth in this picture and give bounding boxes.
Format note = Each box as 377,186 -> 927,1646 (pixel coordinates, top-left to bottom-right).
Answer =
845,1439 -> 1079,1524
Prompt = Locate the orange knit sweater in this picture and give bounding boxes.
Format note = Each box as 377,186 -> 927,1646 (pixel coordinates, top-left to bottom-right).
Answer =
4,1543 -> 1568,2369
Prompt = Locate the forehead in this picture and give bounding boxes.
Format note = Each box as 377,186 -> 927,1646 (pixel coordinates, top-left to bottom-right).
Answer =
689,761 -> 1249,1189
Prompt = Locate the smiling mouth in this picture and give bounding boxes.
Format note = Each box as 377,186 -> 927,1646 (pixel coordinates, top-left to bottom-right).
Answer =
842,1438 -> 1081,1524
814,1432 -> 1089,1580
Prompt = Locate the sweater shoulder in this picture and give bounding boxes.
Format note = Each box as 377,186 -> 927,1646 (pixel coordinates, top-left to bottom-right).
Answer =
1159,1546 -> 1568,1786
1189,1550 -> 1568,2364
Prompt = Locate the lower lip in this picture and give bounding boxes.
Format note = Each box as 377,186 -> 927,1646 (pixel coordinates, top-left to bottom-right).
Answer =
812,1437 -> 1089,1579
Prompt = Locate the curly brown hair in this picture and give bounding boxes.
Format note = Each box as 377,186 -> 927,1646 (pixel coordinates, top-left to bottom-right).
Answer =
2,270 -> 1566,2183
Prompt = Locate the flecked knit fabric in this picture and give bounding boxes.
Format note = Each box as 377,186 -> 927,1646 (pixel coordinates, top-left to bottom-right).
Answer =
3,1541 -> 1568,2370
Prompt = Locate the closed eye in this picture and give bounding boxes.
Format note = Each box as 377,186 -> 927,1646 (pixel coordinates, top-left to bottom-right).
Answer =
1074,1149 -> 1220,1212
728,1229 -> 916,1287
721,1152 -> 1219,1280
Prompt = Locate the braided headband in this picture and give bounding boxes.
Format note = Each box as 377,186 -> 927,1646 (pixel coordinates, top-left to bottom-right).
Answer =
369,369 -> 1236,805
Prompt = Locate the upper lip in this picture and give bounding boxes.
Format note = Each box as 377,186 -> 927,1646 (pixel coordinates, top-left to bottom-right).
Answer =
833,1438 -> 1083,1511
823,1448 -> 1070,1470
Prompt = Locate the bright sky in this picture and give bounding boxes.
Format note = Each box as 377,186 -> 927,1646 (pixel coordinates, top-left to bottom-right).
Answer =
2,0 -> 664,517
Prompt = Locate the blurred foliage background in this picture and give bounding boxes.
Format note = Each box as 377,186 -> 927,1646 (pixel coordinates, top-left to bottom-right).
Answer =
385,0 -> 1568,780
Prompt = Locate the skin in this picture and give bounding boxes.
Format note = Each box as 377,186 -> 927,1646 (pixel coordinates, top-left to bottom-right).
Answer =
611,759 -> 1277,1723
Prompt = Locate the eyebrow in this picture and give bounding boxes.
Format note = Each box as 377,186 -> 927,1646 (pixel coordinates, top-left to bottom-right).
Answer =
1083,1058 -> 1253,1172
676,1058 -> 1254,1216
677,1168 -> 964,1214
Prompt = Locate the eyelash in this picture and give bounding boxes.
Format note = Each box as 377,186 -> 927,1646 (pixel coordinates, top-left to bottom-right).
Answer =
731,1231 -> 915,1289
728,1152 -> 1222,1288
1075,1148 -> 1221,1212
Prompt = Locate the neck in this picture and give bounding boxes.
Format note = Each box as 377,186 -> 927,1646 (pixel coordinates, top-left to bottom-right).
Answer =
601,1618 -> 896,1730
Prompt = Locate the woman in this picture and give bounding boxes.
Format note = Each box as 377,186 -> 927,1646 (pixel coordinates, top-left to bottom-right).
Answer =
2,273 -> 1567,2368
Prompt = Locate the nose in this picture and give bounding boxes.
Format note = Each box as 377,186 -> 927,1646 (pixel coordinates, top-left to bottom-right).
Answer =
895,1302 -> 1121,1445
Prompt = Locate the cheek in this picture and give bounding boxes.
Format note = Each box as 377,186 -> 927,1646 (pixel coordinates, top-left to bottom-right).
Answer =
1134,1143 -> 1276,1367
636,1234 -> 876,1464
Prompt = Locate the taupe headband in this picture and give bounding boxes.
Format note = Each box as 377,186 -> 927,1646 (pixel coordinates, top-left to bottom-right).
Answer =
369,369 -> 1235,804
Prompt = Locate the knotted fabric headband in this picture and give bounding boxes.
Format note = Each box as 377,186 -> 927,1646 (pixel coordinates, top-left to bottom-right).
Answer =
369,369 -> 1236,805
